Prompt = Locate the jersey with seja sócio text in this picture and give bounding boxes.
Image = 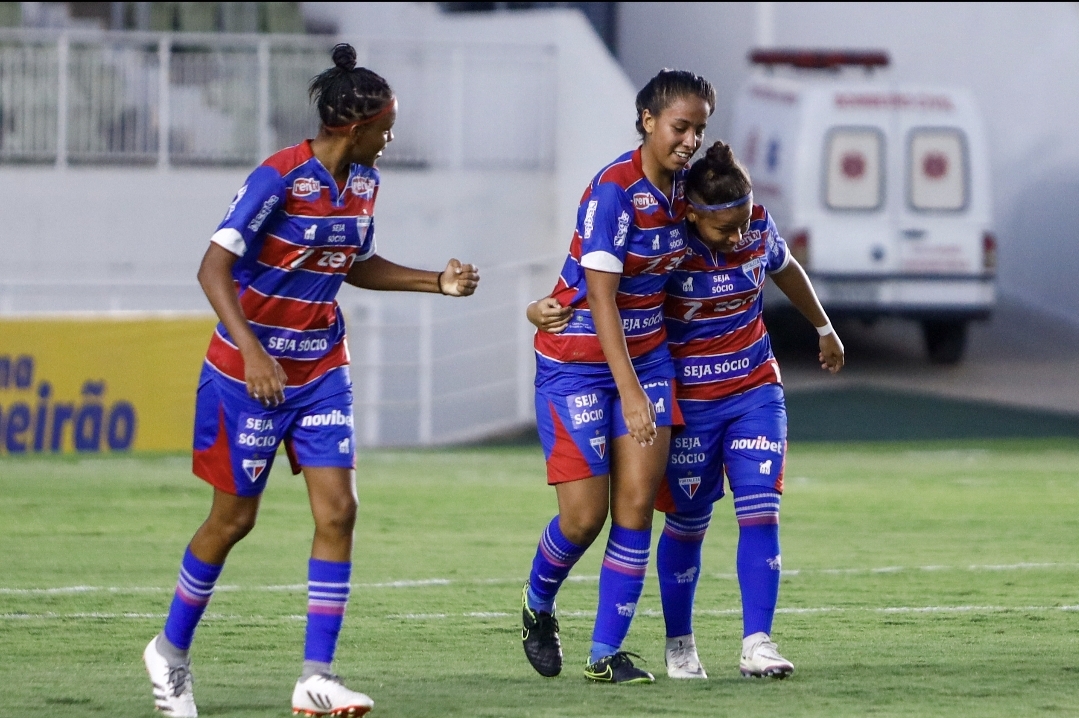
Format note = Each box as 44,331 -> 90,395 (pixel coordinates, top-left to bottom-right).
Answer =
204,140 -> 377,388
664,204 -> 790,403
535,148 -> 689,382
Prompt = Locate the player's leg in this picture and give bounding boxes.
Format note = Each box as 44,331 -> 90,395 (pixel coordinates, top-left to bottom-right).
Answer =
521,387 -> 614,677
585,376 -> 678,684
723,393 -> 793,678
146,372 -> 284,717
656,506 -> 712,678
582,427 -> 669,684
655,408 -> 726,679
287,386 -> 373,716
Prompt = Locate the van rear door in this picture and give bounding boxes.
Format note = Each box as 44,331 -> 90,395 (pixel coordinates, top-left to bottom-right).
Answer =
813,124 -> 895,304
894,123 -> 981,278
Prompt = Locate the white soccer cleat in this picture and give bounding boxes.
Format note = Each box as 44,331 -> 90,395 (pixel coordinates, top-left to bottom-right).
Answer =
740,632 -> 794,679
665,634 -> 708,679
291,673 -> 374,717
143,635 -> 198,717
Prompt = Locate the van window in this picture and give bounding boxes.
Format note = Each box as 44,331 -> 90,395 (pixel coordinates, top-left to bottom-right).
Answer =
909,128 -> 967,211
824,128 -> 883,211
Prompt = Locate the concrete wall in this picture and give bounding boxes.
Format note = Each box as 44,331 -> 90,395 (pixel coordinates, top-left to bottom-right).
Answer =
0,165 -> 555,312
618,2 -> 1079,326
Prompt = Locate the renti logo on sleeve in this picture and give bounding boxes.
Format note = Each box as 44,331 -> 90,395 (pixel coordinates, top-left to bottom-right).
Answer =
292,178 -> 321,198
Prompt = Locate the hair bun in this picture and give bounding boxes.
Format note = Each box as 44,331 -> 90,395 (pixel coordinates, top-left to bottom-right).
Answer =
705,141 -> 734,168
331,43 -> 357,71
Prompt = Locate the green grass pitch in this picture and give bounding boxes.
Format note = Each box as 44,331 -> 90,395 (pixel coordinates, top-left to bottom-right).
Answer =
2,440 -> 1079,717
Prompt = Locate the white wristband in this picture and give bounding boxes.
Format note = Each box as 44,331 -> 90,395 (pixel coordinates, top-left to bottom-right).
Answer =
816,321 -> 834,337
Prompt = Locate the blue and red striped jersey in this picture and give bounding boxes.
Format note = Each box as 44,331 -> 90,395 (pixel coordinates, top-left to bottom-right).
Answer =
664,204 -> 790,402
535,148 -> 689,380
204,141 -> 377,387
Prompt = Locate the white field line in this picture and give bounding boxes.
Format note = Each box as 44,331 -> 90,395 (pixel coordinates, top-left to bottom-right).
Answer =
6,605 -> 1078,622
2,561 -> 1076,596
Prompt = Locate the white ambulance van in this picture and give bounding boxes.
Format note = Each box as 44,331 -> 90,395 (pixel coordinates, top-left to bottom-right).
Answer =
732,50 -> 996,363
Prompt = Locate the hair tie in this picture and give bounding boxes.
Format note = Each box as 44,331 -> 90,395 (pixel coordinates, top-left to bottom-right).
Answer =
688,192 -> 752,212
324,97 -> 397,133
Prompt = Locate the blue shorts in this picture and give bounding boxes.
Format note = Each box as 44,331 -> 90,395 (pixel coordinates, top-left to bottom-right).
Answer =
656,383 -> 786,514
535,356 -> 683,484
192,364 -> 355,497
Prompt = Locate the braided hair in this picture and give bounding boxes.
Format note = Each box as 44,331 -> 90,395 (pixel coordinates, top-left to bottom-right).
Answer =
309,43 -> 394,128
635,69 -> 716,138
685,141 -> 752,205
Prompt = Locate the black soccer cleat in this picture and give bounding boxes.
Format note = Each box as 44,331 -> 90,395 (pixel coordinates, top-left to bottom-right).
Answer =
584,652 -> 655,684
521,583 -> 563,677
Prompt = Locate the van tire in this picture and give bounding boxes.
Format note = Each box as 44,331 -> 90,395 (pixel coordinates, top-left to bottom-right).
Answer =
921,319 -> 968,365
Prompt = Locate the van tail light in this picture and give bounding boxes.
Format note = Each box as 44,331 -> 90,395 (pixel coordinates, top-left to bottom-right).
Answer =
982,231 -> 997,274
789,229 -> 810,268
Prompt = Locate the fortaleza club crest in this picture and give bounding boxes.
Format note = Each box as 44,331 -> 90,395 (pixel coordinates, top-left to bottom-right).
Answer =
242,459 -> 267,483
679,475 -> 702,499
589,435 -> 607,459
741,256 -> 764,286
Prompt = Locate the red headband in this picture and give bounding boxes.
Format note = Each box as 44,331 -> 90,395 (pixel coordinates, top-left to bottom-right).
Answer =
324,97 -> 397,134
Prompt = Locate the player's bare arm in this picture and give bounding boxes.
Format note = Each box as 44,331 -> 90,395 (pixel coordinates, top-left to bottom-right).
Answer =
345,254 -> 479,296
197,243 -> 287,406
526,296 -> 573,333
770,257 -> 845,373
585,268 -> 656,446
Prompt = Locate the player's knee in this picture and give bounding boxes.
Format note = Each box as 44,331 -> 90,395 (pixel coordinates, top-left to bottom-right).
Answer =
316,496 -> 358,538
558,506 -> 607,547
613,492 -> 655,530
211,510 -> 258,546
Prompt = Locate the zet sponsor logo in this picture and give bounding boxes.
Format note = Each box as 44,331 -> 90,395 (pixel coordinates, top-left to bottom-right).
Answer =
0,355 -> 136,455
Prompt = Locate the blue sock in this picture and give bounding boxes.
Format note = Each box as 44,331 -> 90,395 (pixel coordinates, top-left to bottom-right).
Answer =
304,559 -> 351,664
526,516 -> 587,613
163,546 -> 224,651
657,508 -> 712,638
590,524 -> 651,663
734,489 -> 782,637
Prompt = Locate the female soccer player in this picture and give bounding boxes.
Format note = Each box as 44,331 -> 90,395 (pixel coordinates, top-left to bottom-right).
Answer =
520,69 -> 714,685
530,140 -> 843,681
142,44 -> 478,718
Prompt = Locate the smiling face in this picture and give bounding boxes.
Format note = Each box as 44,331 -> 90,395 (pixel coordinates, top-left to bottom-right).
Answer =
640,95 -> 710,174
347,101 -> 397,167
687,195 -> 754,253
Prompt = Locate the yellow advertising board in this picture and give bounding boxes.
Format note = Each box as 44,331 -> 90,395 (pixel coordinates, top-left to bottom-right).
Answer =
0,314 -> 219,455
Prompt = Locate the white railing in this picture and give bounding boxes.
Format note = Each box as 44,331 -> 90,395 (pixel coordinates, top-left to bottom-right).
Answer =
0,28 -> 557,170
344,257 -> 561,446
0,256 -> 565,446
